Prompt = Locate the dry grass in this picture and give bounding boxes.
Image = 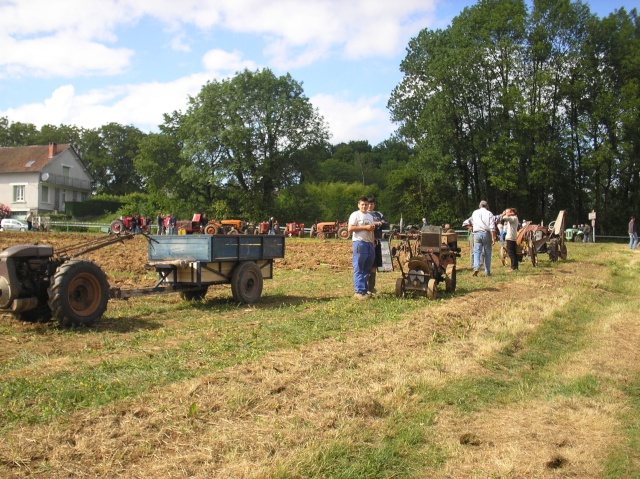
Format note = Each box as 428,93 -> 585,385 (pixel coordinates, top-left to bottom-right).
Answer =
0,237 -> 638,478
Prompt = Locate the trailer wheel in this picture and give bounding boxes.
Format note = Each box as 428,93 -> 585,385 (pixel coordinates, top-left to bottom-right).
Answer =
317,232 -> 326,240
231,262 -> 263,304
109,219 -> 125,235
445,264 -> 456,293
395,278 -> 405,298
180,287 -> 209,301
48,260 -> 109,327
426,278 -> 437,300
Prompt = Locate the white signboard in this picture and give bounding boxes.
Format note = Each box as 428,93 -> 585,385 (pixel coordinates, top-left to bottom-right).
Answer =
378,239 -> 394,272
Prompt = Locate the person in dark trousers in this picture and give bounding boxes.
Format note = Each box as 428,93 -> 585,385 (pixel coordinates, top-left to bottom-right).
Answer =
366,196 -> 389,294
502,208 -> 519,271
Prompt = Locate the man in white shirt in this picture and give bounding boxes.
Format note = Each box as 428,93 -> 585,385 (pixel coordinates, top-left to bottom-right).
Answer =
348,197 -> 377,300
471,200 -> 495,276
502,208 -> 519,271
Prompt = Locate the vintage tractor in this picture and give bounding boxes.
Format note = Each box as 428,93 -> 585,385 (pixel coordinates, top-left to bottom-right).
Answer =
392,226 -> 460,299
310,221 -> 349,239
499,210 -> 567,267
283,222 -> 305,237
109,216 -> 151,235
0,233 -> 285,327
202,219 -> 250,235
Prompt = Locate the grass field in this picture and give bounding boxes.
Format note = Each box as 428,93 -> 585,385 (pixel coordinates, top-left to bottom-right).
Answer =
1,236 -> 639,478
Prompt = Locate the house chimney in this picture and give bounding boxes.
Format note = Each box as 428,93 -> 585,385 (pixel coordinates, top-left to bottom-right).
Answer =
48,142 -> 57,158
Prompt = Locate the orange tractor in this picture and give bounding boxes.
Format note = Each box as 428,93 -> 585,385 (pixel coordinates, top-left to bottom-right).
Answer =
176,214 -> 250,235
309,220 -> 350,239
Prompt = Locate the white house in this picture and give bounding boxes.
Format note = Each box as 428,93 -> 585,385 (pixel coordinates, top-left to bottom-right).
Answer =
0,143 -> 93,216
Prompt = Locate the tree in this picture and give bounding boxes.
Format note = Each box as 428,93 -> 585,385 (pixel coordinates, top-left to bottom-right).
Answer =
77,123 -> 146,196
175,68 -> 330,218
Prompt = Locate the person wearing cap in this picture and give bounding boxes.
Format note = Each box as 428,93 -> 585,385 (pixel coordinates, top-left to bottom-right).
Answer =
471,200 -> 495,276
366,196 -> 389,294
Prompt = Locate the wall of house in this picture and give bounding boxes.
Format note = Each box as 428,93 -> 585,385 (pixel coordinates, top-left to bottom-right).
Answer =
1,149 -> 93,216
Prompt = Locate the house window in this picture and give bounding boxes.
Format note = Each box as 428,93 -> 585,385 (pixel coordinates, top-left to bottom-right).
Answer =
63,166 -> 71,186
41,185 -> 49,203
13,185 -> 25,202
81,192 -> 88,201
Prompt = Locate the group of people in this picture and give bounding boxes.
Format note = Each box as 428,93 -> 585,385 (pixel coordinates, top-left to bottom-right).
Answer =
156,213 -> 177,235
573,223 -> 593,243
347,196 -> 389,300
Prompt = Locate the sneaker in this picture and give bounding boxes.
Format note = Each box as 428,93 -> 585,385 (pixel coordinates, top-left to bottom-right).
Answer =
472,270 -> 479,277
353,293 -> 369,300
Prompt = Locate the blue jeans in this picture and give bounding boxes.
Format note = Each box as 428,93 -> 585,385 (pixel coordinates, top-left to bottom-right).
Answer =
630,233 -> 638,249
352,241 -> 375,294
473,231 -> 492,273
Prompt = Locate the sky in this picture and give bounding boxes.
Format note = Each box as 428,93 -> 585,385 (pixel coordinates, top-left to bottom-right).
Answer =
0,0 -> 636,146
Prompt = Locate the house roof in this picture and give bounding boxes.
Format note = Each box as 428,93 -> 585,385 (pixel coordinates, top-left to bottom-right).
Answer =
0,144 -> 71,174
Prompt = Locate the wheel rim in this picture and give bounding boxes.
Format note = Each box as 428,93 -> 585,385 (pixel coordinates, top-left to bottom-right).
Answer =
241,270 -> 259,297
67,273 -> 102,317
395,277 -> 405,297
427,279 -> 437,299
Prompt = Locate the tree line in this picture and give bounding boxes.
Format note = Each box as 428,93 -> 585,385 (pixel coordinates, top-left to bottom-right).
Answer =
1,0 -> 638,234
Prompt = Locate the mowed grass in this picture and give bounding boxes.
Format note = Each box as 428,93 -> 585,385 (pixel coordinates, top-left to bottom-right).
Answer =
1,240 -> 640,478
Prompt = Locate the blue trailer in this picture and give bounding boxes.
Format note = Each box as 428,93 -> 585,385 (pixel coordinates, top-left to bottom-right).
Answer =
0,234 -> 285,327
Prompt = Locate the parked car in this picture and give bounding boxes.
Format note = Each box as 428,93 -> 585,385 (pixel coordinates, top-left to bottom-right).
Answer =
0,218 -> 28,232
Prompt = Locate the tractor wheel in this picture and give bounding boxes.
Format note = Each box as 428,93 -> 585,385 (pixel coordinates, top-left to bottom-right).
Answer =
228,228 -> 239,235
548,238 -> 559,262
180,286 -> 209,301
48,260 -> 109,327
499,245 -> 507,266
204,224 -> 219,235
231,262 -> 263,304
337,226 -> 350,240
109,219 -> 125,235
426,278 -> 437,300
528,238 -> 538,267
317,232 -> 326,240
395,277 -> 405,298
445,264 -> 456,293
560,242 -> 568,260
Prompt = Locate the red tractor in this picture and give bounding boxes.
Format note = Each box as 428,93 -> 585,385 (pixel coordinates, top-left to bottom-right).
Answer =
109,216 -> 151,235
283,222 -> 305,237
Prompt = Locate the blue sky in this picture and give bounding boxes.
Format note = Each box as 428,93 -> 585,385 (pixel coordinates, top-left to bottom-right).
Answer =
0,0 -> 636,145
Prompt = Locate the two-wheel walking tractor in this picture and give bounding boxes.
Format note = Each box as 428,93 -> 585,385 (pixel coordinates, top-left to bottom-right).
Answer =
0,233 -> 285,327
392,226 -> 461,299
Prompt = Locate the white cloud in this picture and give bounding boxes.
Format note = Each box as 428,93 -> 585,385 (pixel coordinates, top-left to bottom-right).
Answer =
202,49 -> 258,74
311,93 -> 395,145
0,0 -> 438,77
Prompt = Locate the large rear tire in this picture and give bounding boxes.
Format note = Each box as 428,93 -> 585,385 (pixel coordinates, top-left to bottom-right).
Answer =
109,219 -> 125,235
48,260 -> 109,327
548,238 -> 559,262
528,238 -> 538,267
231,262 -> 263,304
337,226 -> 350,240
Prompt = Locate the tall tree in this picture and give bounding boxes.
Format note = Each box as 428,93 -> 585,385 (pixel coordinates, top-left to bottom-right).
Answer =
174,68 -> 330,218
